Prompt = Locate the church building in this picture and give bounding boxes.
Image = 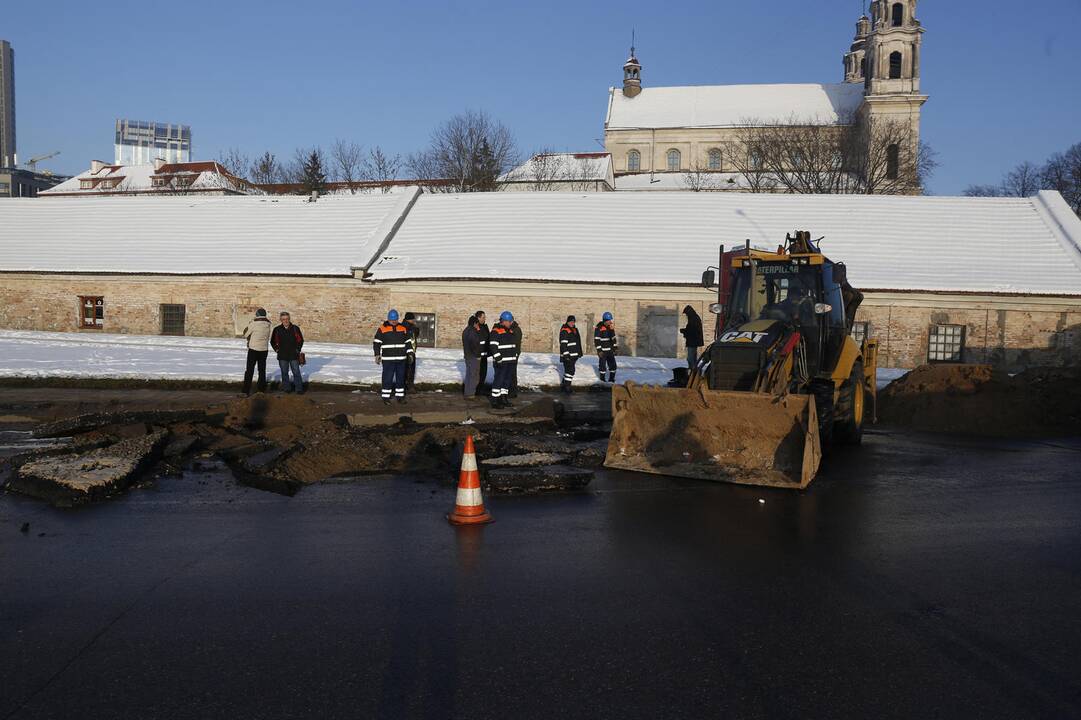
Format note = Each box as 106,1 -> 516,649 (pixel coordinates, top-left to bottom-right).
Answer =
604,1 -> 927,192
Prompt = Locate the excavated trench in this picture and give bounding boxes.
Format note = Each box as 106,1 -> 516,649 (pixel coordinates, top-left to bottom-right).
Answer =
0,393 -> 610,507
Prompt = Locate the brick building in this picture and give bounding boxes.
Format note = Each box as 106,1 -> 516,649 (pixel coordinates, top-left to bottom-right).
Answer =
1,188 -> 1079,370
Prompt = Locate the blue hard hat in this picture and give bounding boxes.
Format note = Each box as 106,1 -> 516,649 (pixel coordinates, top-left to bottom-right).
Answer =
602,311 -> 613,321
388,309 -> 399,321
500,311 -> 514,322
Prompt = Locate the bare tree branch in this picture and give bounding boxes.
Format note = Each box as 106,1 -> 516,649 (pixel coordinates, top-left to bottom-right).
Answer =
330,139 -> 364,193
407,110 -> 518,192
363,146 -> 403,192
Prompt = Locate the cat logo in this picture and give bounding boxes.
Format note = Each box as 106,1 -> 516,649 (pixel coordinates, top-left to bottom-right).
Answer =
720,331 -> 769,344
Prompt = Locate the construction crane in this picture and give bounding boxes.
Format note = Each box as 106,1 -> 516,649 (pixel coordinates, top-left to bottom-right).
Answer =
25,151 -> 60,172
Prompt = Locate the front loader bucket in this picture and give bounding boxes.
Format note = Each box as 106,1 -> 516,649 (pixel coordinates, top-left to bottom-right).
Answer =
605,383 -> 822,489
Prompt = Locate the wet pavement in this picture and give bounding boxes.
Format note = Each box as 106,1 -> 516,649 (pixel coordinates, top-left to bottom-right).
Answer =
2,428 -> 1081,719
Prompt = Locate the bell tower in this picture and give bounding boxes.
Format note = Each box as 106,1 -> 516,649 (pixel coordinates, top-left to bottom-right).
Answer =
843,14 -> 871,83
622,43 -> 641,98
863,0 -> 923,95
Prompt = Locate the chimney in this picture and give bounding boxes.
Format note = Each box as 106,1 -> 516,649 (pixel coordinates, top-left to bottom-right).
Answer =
154,157 -> 167,171
309,190 -> 319,203
90,159 -> 108,174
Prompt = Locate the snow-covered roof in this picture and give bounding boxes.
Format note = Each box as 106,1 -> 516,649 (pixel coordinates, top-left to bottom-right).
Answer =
39,161 -> 260,197
606,83 -> 866,129
366,191 -> 1081,296
501,153 -> 614,186
0,189 -> 420,276
614,172 -> 759,191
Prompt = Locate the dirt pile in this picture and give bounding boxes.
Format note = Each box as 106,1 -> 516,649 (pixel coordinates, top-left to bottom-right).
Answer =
878,364 -> 1081,437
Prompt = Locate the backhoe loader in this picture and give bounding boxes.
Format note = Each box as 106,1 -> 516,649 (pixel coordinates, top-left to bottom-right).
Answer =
605,231 -> 877,489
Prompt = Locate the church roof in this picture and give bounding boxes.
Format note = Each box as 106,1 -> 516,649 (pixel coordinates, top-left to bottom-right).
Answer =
606,83 -> 866,129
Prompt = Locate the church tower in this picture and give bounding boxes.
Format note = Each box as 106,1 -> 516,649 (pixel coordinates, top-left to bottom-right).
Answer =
843,15 -> 871,83
622,48 -> 641,98
863,0 -> 924,96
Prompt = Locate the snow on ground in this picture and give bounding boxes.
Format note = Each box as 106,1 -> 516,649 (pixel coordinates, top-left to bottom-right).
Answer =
0,330 -> 683,388
0,330 -> 911,390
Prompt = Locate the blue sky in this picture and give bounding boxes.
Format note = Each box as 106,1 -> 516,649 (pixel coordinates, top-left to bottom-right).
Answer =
4,0 -> 1080,194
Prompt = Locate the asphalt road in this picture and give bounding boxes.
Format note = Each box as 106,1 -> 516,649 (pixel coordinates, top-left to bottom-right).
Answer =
2,428 -> 1080,719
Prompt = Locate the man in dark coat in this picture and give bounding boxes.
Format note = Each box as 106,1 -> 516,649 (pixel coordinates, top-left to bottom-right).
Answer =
474,310 -> 490,396
461,315 -> 483,399
594,312 -> 618,383
558,315 -> 583,394
487,311 -> 517,409
680,305 -> 705,369
270,311 -> 305,394
508,319 -> 523,398
402,312 -> 420,391
373,309 -> 414,404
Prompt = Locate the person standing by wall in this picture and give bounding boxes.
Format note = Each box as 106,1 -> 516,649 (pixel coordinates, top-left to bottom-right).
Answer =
680,305 -> 705,369
461,314 -> 483,399
488,311 -> 517,409
508,318 -> 523,398
595,312 -> 618,383
270,311 -> 305,394
558,315 -> 583,394
402,312 -> 420,392
474,310 -> 490,397
241,308 -> 272,396
374,309 -> 413,405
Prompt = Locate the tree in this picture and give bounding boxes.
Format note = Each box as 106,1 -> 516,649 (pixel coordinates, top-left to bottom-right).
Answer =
963,142 -> 1080,217
216,148 -> 251,179
298,148 -> 327,195
728,113 -> 936,195
682,161 -> 719,192
407,110 -> 517,192
250,151 -> 283,185
329,139 -> 364,193
363,146 -> 403,192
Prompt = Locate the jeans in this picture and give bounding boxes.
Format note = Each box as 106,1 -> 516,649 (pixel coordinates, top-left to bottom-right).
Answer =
381,360 -> 406,399
463,356 -> 481,397
243,349 -> 268,394
278,359 -> 303,392
687,346 -> 700,369
598,353 -> 617,382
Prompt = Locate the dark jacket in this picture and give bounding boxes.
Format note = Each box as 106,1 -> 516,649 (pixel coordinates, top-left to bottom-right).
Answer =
476,323 -> 491,357
488,325 -> 517,365
594,322 -> 618,354
373,322 -> 414,361
403,320 -> 420,360
559,324 -> 583,359
680,306 -> 705,347
462,324 -> 483,359
270,324 -> 304,361
509,322 -> 523,356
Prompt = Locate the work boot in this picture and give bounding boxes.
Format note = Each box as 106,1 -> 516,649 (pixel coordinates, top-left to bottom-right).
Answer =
382,398 -> 391,406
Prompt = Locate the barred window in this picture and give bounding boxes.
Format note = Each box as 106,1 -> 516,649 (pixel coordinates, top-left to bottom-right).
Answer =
160,304 -> 186,336
928,324 -> 965,363
409,312 -> 437,348
79,296 -> 104,329
851,321 -> 870,346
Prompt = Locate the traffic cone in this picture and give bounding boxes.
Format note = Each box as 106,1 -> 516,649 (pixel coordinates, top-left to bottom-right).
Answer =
447,435 -> 493,525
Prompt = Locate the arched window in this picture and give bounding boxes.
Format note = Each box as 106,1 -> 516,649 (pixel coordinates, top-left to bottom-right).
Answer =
750,149 -> 764,170
886,144 -> 900,180
860,56 -> 867,78
627,150 -> 641,172
667,149 -> 681,171
891,3 -> 904,27
707,149 -> 722,170
889,51 -> 903,79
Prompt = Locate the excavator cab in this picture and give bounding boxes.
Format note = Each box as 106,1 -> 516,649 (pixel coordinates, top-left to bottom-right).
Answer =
606,232 -> 876,489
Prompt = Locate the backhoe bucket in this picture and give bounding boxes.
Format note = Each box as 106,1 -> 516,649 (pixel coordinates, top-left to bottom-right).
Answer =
604,383 -> 822,489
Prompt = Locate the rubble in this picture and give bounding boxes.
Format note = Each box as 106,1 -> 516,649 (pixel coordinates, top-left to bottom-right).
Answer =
878,364 -> 1081,437
9,429 -> 168,507
484,465 -> 594,493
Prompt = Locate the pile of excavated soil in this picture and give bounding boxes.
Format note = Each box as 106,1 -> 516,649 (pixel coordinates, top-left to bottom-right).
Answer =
222,393 -> 331,431
878,364 -> 1081,437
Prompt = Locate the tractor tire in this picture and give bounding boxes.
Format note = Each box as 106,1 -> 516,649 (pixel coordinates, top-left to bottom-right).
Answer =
810,380 -> 835,447
834,360 -> 866,445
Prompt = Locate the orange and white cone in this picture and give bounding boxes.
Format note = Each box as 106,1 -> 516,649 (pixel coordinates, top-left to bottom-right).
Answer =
447,435 -> 493,525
